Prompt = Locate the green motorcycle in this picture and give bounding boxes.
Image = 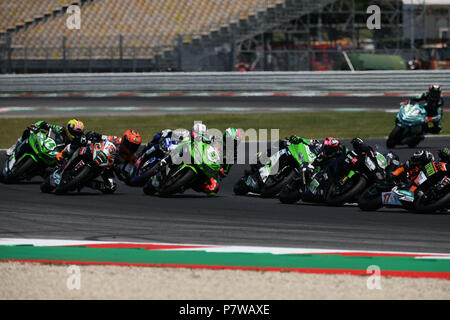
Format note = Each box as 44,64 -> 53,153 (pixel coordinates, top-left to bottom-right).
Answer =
1,129 -> 65,183
143,137 -> 221,196
234,139 -> 316,198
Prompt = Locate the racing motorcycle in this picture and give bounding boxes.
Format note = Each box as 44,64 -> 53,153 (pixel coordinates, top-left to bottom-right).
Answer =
386,100 -> 440,148
358,161 -> 450,213
143,136 -> 221,197
126,137 -> 179,187
1,128 -> 65,184
233,140 -> 316,198
298,147 -> 398,206
40,139 -> 117,195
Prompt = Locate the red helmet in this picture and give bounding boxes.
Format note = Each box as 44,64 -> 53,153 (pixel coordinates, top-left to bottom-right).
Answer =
120,129 -> 142,155
322,137 -> 341,158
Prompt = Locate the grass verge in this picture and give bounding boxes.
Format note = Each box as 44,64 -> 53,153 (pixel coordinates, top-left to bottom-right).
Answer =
1,112 -> 449,148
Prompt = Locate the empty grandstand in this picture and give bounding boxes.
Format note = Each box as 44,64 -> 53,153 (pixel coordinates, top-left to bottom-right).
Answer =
0,0 -> 439,72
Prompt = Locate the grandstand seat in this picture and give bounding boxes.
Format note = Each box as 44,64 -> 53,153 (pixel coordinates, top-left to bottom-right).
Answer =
7,0 -> 282,60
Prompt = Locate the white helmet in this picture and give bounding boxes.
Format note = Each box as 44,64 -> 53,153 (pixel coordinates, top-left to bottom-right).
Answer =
191,123 -> 208,139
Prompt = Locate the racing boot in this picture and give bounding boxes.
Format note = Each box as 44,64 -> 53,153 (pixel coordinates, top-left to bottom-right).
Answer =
203,177 -> 220,196
85,179 -> 117,194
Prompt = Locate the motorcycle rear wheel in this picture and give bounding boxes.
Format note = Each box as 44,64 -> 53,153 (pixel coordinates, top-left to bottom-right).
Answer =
414,190 -> 450,213
128,162 -> 159,187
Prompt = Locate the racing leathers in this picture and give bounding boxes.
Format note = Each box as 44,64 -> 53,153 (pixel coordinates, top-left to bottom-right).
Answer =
247,136 -> 338,194
412,92 -> 444,134
388,158 -> 446,199
55,132 -> 123,194
295,136 -> 348,187
7,121 -> 70,156
150,133 -> 220,195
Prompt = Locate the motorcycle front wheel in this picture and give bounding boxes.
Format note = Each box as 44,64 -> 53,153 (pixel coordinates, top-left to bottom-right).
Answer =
260,170 -> 296,198
55,166 -> 93,195
159,168 -> 196,197
325,175 -> 367,206
233,176 -> 250,196
279,182 -> 302,204
386,126 -> 403,149
358,185 -> 383,211
2,157 -> 35,184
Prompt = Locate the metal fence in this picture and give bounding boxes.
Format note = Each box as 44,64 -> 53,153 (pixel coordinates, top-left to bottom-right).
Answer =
1,44 -> 421,73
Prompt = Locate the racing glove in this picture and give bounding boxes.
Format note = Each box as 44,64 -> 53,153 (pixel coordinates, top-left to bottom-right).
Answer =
288,135 -> 300,144
56,151 -> 65,163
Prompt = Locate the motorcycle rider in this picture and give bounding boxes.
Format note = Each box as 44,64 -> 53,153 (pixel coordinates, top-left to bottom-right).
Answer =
412,85 -> 444,134
292,136 -> 349,185
248,135 -> 346,194
146,123 -> 220,195
6,119 -> 85,156
138,129 -> 173,157
388,150 -> 435,198
124,128 -> 189,186
55,129 -> 142,193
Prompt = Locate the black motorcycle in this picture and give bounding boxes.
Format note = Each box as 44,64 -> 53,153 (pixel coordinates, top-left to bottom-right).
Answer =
359,161 -> 450,213
284,147 -> 399,206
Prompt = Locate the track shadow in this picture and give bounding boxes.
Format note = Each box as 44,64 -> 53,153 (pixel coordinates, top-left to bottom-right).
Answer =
1,181 -> 43,185
144,193 -> 222,199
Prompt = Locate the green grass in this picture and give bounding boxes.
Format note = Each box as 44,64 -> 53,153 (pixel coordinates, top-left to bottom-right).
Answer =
1,112 -> 449,148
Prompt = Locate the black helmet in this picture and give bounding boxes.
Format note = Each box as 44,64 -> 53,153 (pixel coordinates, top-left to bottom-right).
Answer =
428,84 -> 442,102
351,137 -> 364,150
410,150 -> 434,166
386,151 -> 400,167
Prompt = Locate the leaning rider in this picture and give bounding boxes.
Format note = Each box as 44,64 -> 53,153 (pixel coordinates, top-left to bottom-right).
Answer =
388,150 -> 436,198
148,123 -> 220,195
6,119 -> 85,156
56,129 -> 142,194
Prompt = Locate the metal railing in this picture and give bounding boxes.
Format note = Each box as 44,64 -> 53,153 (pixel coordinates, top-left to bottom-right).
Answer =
1,70 -> 449,94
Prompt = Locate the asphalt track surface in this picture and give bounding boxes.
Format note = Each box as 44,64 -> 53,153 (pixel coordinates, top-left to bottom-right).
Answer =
0,96 -> 410,117
0,135 -> 449,254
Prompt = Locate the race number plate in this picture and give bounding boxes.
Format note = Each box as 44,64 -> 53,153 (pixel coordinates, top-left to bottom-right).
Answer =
381,192 -> 402,206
